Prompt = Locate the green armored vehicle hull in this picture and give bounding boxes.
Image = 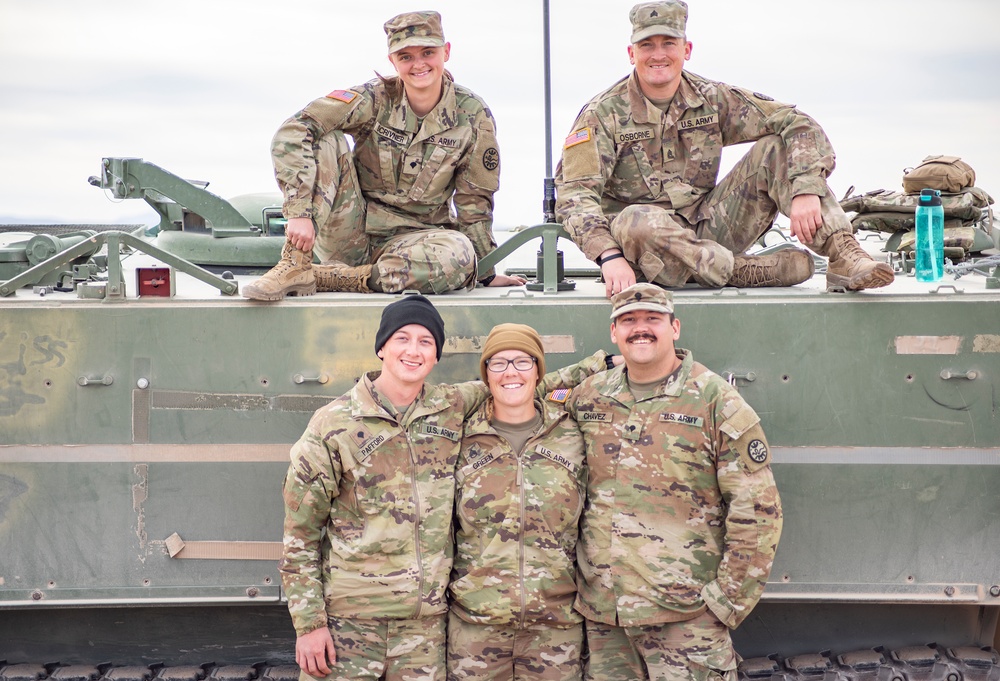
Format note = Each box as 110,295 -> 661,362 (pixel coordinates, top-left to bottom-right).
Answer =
1,158 -> 999,679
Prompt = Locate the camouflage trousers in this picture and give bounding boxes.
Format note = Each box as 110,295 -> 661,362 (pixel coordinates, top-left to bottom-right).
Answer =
447,612 -> 584,681
584,611 -> 737,681
310,132 -> 477,294
370,229 -> 477,294
300,614 -> 447,681
611,134 -> 852,287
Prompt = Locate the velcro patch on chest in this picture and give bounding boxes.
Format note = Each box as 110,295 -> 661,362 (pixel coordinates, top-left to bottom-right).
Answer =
375,122 -> 408,145
617,129 -> 653,144
678,113 -> 718,130
578,410 -> 611,423
534,445 -> 581,475
660,412 -> 704,427
348,425 -> 387,461
416,423 -> 461,441
427,134 -> 461,149
326,89 -> 359,103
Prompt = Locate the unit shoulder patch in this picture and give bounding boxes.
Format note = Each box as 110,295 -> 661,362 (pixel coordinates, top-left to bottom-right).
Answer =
731,424 -> 771,473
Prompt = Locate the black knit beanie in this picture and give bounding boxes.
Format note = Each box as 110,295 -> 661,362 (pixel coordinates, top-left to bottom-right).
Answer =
374,295 -> 446,361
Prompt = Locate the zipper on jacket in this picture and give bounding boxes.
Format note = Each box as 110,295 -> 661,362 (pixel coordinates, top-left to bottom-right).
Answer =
408,437 -> 424,619
517,452 -> 527,628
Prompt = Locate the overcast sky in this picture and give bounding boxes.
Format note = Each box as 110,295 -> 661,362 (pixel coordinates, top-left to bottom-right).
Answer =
1,0 -> 998,229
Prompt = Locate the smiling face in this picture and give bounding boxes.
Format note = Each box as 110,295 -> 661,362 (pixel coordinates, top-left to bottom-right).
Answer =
611,310 -> 682,381
376,323 -> 438,391
627,34 -> 691,100
485,349 -> 538,414
389,44 -> 451,100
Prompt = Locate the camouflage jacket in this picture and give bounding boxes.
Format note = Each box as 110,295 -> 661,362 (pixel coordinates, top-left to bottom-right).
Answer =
564,349 -> 782,629
450,396 -> 586,628
272,75 -> 500,264
555,70 -> 837,261
280,352 -> 611,636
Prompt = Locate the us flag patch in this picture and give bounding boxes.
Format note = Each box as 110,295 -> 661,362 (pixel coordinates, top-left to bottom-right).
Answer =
564,128 -> 591,148
326,89 -> 358,103
547,388 -> 571,403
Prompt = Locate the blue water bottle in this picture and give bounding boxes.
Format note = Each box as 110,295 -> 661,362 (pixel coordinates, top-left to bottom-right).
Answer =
915,188 -> 944,282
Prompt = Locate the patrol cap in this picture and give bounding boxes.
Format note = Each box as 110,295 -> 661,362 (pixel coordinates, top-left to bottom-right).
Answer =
610,283 -> 674,320
384,11 -> 446,54
629,1 -> 688,43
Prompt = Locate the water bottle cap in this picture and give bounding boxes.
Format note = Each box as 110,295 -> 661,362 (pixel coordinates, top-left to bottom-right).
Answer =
919,188 -> 943,206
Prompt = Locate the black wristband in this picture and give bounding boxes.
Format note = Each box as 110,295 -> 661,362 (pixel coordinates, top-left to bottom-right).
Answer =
479,274 -> 497,287
596,252 -> 625,267
604,354 -> 617,371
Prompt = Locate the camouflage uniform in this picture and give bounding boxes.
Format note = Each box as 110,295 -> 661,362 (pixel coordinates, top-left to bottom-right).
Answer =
563,349 -> 783,680
281,354 -> 610,680
555,69 -> 851,286
272,73 -> 501,291
448,395 -> 586,680
280,373 -> 487,680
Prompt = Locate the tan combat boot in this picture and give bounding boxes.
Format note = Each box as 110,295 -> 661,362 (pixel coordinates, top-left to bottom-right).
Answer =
314,261 -> 374,293
242,240 -> 316,301
727,249 -> 815,288
824,232 -> 895,291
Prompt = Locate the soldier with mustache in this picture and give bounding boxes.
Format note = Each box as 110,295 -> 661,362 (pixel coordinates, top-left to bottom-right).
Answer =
562,283 -> 783,680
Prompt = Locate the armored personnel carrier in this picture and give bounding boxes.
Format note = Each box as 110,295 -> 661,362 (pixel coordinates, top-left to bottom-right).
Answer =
1,156 -> 999,681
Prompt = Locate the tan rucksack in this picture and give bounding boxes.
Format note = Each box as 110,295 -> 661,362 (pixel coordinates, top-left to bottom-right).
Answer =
902,155 -> 977,194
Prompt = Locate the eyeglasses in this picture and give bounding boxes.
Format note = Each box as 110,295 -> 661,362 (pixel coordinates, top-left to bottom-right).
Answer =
485,357 -> 536,373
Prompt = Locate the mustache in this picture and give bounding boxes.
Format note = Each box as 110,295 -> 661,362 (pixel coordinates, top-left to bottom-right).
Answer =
626,333 -> 657,343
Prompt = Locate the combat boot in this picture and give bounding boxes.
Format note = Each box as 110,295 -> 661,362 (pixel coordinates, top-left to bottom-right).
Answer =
314,261 -> 374,293
824,231 -> 894,291
242,240 -> 316,301
727,249 -> 815,288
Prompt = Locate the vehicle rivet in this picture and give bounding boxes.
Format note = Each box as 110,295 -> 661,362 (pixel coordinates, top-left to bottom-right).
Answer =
136,378 -> 150,390
246,586 -> 259,598
948,674 -> 959,681
31,590 -> 44,601
990,585 -> 1000,597
944,586 -> 956,597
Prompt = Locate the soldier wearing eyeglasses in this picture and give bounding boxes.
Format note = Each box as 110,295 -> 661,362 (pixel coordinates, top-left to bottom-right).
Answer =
448,323 -> 610,681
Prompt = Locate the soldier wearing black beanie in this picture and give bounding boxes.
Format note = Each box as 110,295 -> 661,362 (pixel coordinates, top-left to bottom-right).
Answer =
374,294 -> 446,361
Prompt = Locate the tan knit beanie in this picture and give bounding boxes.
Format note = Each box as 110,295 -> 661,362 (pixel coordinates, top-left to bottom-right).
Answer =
479,323 -> 545,384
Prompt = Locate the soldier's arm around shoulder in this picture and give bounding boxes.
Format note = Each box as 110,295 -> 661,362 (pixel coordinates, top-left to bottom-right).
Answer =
279,407 -> 344,636
272,84 -> 375,219
452,99 -> 501,272
700,378 -> 782,630
554,104 -> 620,262
536,350 -> 614,394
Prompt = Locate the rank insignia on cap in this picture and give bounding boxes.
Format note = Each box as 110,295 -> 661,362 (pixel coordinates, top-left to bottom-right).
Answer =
326,89 -> 359,103
547,388 -> 571,403
564,128 -> 591,148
